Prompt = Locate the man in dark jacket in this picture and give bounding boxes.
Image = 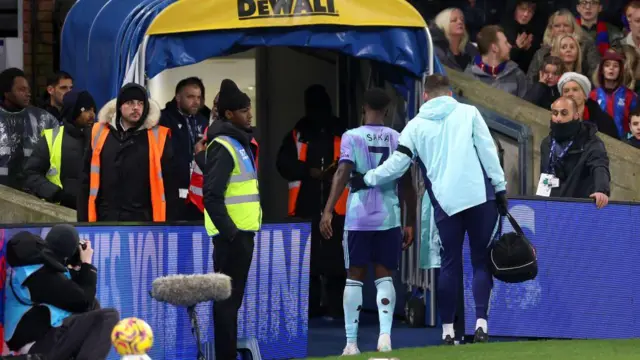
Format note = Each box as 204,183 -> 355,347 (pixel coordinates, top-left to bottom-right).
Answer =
5,226 -> 119,359
539,96 -> 610,208
276,85 -> 347,319
159,77 -> 208,211
203,79 -> 261,360
39,72 -> 73,122
0,68 -> 58,190
77,83 -> 179,222
24,90 -> 96,209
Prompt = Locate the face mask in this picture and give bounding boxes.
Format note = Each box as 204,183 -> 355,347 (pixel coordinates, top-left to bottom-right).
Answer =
550,119 -> 581,141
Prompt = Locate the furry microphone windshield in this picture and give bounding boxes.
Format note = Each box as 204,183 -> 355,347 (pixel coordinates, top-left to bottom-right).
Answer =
150,273 -> 232,307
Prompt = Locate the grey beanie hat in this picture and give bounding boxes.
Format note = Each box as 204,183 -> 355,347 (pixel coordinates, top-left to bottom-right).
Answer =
557,72 -> 591,97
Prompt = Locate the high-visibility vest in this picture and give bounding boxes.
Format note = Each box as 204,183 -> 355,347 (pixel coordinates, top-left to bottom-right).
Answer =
88,123 -> 170,222
287,130 -> 348,217
42,126 -> 64,189
187,127 -> 259,213
204,135 -> 262,236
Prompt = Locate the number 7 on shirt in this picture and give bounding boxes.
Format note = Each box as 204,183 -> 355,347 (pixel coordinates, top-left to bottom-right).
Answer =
368,146 -> 390,166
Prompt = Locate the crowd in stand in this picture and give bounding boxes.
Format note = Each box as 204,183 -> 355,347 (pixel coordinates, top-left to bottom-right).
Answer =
424,0 -> 640,149
0,0 -> 623,216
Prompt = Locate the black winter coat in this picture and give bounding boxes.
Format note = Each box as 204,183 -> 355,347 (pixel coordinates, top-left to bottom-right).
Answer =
77,91 -> 179,222
203,120 -> 258,240
584,99 -> 620,140
540,122 -> 610,198
158,99 -> 208,194
501,0 -> 547,73
523,82 -> 560,110
23,120 -> 88,209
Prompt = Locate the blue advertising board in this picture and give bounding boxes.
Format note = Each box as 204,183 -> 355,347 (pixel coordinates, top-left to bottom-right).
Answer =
463,198 -> 639,339
0,222 -> 311,360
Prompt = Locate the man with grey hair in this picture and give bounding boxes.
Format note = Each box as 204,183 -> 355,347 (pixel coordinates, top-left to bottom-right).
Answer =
350,74 -> 508,345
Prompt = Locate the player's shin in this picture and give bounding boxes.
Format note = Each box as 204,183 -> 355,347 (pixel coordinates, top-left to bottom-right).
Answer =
343,279 -> 363,344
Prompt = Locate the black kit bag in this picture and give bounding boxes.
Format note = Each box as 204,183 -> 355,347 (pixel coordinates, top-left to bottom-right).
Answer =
490,212 -> 538,283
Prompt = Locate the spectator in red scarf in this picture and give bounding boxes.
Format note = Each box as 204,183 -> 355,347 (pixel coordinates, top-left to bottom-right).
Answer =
589,50 -> 638,138
576,0 -> 623,55
558,71 -> 620,138
465,25 -> 530,97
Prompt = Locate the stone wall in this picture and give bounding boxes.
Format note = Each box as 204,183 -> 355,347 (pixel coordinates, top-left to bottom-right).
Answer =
0,184 -> 75,223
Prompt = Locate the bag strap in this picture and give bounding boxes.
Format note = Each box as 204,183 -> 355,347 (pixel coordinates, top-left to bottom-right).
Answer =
506,212 -> 524,235
493,211 -> 525,247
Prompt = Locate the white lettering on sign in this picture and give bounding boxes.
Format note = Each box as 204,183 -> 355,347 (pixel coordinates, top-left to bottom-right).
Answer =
36,225 -> 310,353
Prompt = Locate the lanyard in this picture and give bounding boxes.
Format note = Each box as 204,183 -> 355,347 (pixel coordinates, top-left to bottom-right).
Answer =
184,116 -> 198,150
548,139 -> 573,175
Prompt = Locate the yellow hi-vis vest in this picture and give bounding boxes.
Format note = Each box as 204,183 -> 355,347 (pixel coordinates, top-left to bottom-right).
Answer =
204,135 -> 262,237
42,126 -> 64,189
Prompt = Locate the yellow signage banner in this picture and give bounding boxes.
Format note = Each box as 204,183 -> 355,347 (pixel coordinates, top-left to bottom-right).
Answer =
147,0 -> 427,36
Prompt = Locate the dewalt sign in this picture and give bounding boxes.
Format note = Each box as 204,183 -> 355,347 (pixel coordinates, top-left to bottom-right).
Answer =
146,0 -> 427,36
238,0 -> 338,20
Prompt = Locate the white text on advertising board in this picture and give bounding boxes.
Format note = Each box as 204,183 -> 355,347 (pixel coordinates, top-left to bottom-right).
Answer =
238,0 -> 337,20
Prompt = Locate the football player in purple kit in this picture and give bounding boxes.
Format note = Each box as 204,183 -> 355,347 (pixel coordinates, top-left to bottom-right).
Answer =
320,88 -> 416,355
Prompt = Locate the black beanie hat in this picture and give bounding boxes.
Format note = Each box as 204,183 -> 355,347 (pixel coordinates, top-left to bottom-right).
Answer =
116,83 -> 149,124
217,79 -> 251,119
45,224 -> 80,262
118,85 -> 146,105
61,90 -> 96,123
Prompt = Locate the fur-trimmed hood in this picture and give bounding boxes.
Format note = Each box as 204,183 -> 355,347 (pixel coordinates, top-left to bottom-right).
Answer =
97,88 -> 161,131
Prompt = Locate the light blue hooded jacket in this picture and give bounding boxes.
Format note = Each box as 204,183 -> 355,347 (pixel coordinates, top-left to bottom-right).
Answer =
363,96 -> 506,269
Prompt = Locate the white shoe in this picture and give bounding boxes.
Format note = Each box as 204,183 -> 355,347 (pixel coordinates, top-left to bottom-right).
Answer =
341,343 -> 361,356
377,333 -> 392,352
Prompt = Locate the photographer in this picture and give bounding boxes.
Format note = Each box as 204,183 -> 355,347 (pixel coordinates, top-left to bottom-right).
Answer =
4,225 -> 119,359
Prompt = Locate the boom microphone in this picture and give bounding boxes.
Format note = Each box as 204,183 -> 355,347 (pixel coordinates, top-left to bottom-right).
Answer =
150,273 -> 232,307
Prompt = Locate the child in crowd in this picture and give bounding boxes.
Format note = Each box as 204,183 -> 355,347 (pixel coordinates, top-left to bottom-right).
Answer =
590,50 -> 638,139
627,107 -> 640,148
524,55 -> 564,109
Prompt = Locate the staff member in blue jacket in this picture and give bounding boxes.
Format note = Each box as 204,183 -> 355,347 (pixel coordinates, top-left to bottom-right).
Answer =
350,74 -> 508,345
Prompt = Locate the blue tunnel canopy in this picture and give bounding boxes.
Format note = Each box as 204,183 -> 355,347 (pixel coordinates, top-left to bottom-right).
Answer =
61,0 -> 444,109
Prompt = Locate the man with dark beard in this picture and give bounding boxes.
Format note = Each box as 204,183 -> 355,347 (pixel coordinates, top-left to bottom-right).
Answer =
539,96 -> 610,208
0,68 -> 58,190
24,90 -> 96,209
159,77 -> 208,208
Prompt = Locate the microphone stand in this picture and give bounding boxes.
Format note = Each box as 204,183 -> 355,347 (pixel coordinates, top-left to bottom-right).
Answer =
187,305 -> 206,360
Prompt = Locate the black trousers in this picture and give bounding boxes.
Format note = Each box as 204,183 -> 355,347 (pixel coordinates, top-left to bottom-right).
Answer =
212,231 -> 255,360
310,215 -> 346,318
29,309 -> 120,360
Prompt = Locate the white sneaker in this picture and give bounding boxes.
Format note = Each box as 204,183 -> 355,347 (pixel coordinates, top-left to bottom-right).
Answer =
341,343 -> 361,356
377,333 -> 392,352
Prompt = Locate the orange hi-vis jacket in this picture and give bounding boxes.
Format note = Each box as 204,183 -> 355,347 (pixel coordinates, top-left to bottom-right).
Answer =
187,127 -> 259,213
88,123 -> 170,222
288,129 -> 348,217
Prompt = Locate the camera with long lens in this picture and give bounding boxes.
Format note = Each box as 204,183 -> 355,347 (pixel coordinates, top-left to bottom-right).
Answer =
67,240 -> 87,267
